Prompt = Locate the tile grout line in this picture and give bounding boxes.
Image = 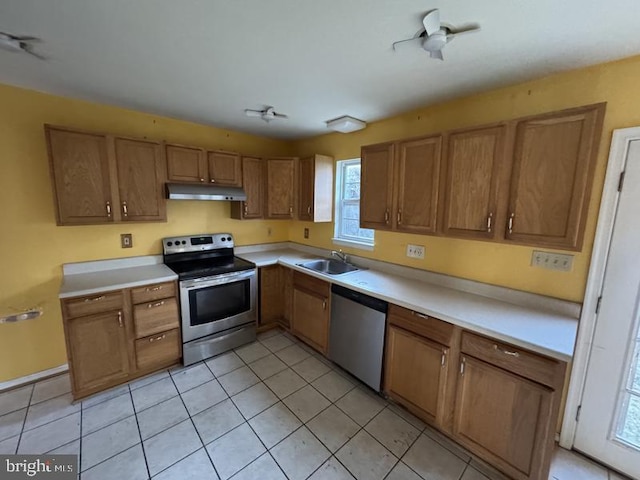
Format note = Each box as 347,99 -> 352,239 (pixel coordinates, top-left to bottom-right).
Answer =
126,382 -> 153,480
14,384 -> 35,454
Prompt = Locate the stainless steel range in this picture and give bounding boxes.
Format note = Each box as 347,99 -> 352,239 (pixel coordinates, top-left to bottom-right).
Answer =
162,233 -> 257,365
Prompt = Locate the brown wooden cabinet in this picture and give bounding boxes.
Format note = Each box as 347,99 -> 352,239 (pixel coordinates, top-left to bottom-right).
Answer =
361,137 -> 442,234
291,271 -> 330,353
61,280 -> 180,400
231,156 -> 264,220
258,265 -> 293,329
298,154 -> 334,222
452,331 -> 565,480
207,151 -> 242,186
165,144 -> 207,183
505,104 -> 605,250
360,142 -> 395,230
265,157 -> 297,219
114,138 -> 166,222
46,125 -> 167,225
441,125 -> 508,240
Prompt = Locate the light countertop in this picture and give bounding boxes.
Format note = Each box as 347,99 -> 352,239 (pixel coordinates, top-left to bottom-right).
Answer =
238,248 -> 578,362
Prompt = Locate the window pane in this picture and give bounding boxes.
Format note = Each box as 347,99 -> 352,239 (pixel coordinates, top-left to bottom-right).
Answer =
345,164 -> 361,183
334,159 -> 374,246
341,219 -> 361,237
358,228 -> 374,239
343,182 -> 360,200
617,393 -> 640,448
342,203 -> 360,220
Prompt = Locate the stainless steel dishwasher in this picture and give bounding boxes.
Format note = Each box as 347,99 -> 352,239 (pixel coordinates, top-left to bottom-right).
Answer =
328,284 -> 388,392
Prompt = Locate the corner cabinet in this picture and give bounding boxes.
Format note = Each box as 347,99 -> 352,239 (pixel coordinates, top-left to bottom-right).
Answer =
291,271 -> 330,354
61,281 -> 180,400
46,125 -> 167,225
265,157 -> 297,219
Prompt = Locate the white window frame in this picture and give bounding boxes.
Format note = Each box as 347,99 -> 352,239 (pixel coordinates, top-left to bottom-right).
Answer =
332,158 -> 374,250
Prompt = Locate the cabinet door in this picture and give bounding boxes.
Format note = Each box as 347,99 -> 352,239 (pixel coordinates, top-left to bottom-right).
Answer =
442,126 -> 506,239
298,156 -> 315,221
360,143 -> 394,230
46,126 -> 114,225
115,138 -> 166,222
259,265 -> 283,325
395,136 -> 442,234
453,355 -> 554,480
242,156 -> 264,219
265,158 -> 296,219
385,326 -> 449,425
292,286 -> 329,353
166,144 -> 207,183
208,151 -> 242,186
66,310 -> 130,393
506,104 -> 605,250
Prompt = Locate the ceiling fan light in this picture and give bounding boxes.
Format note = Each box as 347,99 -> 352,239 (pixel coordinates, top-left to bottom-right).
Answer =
326,115 -> 367,133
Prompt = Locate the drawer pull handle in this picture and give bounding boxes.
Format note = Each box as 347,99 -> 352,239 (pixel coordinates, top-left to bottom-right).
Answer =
149,334 -> 166,343
146,286 -> 163,292
397,210 -> 402,224
460,357 -> 466,375
244,203 -> 248,216
494,344 -> 520,357
507,212 -> 515,234
411,311 -> 428,320
322,299 -> 327,311
384,209 -> 389,224
84,295 -> 105,303
307,205 -> 311,215
289,206 -> 293,215
122,201 -> 128,217
487,212 -> 493,233
147,301 -> 165,309
441,350 -> 447,367
106,202 -> 112,217
117,311 -> 123,328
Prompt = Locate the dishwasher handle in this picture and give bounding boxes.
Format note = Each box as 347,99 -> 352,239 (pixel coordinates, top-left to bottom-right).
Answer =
331,284 -> 388,314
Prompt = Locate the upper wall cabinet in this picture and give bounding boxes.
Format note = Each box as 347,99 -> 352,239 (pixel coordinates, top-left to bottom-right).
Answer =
230,156 -> 264,220
505,104 -> 605,250
265,157 -> 297,219
441,125 -> 507,240
46,126 -> 167,225
360,136 -> 442,234
166,144 -> 241,186
298,154 -> 334,222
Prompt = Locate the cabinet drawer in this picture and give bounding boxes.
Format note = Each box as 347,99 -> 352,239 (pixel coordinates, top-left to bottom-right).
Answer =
461,331 -> 563,388
64,291 -> 124,318
293,271 -> 330,296
135,329 -> 181,371
388,304 -> 454,347
131,282 -> 176,305
133,297 -> 180,339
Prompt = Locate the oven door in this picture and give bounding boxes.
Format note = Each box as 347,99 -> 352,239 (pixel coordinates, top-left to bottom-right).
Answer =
179,269 -> 256,343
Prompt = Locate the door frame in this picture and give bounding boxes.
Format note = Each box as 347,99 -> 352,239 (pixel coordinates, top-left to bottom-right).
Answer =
560,126 -> 640,448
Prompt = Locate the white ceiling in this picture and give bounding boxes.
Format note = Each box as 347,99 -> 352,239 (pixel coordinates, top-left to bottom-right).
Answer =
1,0 -> 639,139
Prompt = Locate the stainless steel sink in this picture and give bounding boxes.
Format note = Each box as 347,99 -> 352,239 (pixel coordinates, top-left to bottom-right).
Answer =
298,259 -> 360,275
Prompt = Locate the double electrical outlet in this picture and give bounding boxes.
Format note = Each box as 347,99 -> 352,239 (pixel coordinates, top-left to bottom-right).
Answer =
531,250 -> 574,272
406,244 -> 425,259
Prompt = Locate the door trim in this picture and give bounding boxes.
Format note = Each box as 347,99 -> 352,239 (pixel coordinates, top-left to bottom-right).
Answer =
561,126 -> 640,448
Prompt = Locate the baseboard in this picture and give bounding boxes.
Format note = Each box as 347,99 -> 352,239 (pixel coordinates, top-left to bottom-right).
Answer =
0,364 -> 68,393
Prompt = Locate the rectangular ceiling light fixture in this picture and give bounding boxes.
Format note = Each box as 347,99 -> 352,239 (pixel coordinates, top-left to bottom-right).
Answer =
326,115 -> 367,133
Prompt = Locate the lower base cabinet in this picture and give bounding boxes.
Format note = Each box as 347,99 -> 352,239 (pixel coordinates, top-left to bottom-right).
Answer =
259,265 -> 292,329
61,281 -> 180,400
291,271 -> 330,354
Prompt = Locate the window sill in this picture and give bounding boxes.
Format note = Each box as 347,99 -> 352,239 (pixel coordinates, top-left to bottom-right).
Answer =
332,237 -> 375,251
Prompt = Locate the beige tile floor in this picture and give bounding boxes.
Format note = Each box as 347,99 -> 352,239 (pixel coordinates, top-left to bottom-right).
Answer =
0,328 -> 634,480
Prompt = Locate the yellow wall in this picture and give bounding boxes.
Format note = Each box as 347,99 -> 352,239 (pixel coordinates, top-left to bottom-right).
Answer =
3,54 -> 640,382
0,84 -> 292,382
291,55 -> 640,303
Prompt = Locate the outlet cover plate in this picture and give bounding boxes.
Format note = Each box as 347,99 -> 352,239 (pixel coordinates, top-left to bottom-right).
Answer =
121,233 -> 133,249
304,228 -> 309,239
531,250 -> 573,272
406,244 -> 425,259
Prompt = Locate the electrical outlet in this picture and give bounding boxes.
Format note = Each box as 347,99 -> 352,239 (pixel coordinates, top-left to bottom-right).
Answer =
304,228 -> 309,239
267,227 -> 272,237
406,244 -> 425,259
120,233 -> 133,248
531,250 -> 574,272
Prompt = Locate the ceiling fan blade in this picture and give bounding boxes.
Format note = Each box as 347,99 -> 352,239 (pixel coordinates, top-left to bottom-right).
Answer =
15,36 -> 41,42
448,23 -> 481,36
273,113 -> 288,119
392,36 -> 421,51
430,50 -> 444,61
22,45 -> 47,60
423,9 -> 440,37
244,109 -> 263,118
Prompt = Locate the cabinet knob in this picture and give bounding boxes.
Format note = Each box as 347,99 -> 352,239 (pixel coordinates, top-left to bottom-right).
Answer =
200,178 -> 205,182
122,202 -> 128,217
487,212 -> 493,233
289,206 -> 293,215
507,213 -> 515,234
106,202 -> 112,217
210,179 -> 215,183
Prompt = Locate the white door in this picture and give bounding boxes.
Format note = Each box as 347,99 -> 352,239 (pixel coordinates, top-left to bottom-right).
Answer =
574,139 -> 640,478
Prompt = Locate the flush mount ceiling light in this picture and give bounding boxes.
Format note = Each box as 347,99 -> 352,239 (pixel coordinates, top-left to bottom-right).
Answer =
326,115 -> 367,133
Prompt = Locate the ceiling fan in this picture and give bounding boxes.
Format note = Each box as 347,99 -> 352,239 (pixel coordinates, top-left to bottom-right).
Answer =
244,106 -> 288,123
392,9 -> 480,61
0,32 -> 46,60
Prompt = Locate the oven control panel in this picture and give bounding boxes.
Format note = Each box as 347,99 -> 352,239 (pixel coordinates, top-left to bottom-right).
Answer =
163,233 -> 234,254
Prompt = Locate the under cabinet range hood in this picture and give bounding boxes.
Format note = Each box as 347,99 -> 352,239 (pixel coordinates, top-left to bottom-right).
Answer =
166,183 -> 247,201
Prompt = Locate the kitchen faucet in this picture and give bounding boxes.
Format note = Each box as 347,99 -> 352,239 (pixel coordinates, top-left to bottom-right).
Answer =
331,249 -> 349,263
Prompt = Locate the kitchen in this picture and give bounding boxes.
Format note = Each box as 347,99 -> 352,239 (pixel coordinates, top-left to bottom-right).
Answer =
2,2 -> 640,480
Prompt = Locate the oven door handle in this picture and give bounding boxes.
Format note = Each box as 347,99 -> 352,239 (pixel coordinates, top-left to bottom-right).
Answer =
180,269 -> 256,289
